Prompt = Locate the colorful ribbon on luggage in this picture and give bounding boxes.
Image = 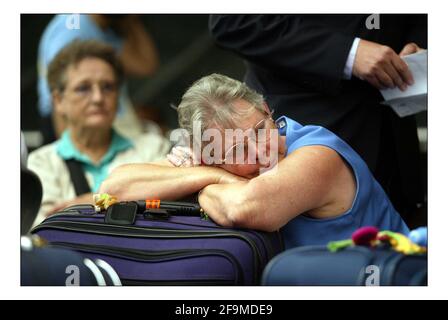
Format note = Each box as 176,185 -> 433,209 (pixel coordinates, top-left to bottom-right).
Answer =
93,193 -> 118,212
327,226 -> 427,255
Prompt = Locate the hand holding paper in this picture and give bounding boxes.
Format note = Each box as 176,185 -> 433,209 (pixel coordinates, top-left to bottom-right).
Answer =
380,50 -> 427,117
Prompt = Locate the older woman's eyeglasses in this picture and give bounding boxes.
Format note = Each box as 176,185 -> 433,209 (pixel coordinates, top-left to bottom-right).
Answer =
220,109 -> 276,165
65,81 -> 118,100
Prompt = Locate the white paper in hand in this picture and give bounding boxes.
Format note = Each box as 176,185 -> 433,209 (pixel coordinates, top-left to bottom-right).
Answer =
380,50 -> 427,117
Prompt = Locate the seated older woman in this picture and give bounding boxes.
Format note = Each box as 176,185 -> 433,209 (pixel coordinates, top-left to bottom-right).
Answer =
100,74 -> 409,249
28,40 -> 170,227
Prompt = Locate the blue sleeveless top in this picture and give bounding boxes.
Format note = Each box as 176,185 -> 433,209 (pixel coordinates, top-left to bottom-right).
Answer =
276,116 -> 409,249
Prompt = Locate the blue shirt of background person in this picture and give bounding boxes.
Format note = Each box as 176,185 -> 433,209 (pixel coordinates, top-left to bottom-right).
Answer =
276,116 -> 410,249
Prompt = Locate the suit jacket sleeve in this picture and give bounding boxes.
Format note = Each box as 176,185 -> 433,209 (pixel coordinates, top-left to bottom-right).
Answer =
209,15 -> 355,92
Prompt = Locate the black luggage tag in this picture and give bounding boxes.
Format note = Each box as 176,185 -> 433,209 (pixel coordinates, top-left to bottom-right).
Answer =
105,202 -> 138,226
143,208 -> 171,221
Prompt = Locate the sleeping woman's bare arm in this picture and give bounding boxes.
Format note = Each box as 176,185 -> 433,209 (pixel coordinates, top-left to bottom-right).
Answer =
99,162 -> 246,201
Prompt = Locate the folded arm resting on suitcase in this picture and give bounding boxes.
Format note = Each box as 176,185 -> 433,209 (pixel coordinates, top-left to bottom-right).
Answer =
99,159 -> 247,201
197,146 -> 356,232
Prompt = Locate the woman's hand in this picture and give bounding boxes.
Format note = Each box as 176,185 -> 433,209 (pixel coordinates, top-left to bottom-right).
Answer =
167,146 -> 199,167
167,146 -> 248,183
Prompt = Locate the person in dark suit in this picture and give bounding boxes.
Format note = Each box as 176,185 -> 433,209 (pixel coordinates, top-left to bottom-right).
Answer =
209,14 -> 427,226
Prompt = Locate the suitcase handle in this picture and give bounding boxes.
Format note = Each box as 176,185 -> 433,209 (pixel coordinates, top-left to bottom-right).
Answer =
135,200 -> 203,216
104,201 -> 205,226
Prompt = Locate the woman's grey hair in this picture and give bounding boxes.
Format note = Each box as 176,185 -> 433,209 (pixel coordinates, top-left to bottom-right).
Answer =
176,73 -> 266,144
47,39 -> 124,93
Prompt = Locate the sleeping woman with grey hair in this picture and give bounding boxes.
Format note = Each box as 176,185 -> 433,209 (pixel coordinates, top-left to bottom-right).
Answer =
100,73 -> 409,249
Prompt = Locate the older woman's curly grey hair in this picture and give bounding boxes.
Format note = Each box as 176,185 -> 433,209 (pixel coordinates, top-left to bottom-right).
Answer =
176,73 -> 267,145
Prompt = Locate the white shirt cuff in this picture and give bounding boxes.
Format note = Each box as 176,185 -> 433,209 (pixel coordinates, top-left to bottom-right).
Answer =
343,37 -> 361,80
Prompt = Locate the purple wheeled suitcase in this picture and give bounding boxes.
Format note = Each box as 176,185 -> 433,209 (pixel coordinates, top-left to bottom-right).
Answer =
31,204 -> 284,285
